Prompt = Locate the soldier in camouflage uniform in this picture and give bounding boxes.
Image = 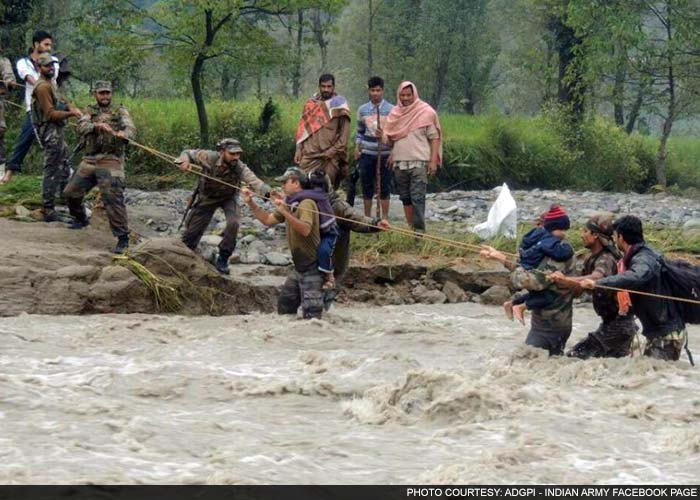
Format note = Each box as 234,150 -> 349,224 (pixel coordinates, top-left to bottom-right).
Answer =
482,245 -> 576,356
0,44 -> 17,169
550,214 -> 637,358
64,80 -> 135,254
31,53 -> 82,221
175,139 -> 271,275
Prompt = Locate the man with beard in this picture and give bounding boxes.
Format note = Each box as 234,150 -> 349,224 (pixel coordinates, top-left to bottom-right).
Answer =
550,213 -> 637,358
294,73 -> 351,190
176,138 -> 272,275
31,52 -> 82,221
581,215 -> 687,361
2,30 -> 60,185
63,80 -> 136,254
380,81 -> 442,233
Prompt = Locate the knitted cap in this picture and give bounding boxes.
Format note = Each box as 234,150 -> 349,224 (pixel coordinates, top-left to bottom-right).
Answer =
543,204 -> 570,232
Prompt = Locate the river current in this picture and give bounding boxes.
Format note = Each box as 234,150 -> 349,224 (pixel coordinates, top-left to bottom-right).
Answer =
1,303 -> 698,484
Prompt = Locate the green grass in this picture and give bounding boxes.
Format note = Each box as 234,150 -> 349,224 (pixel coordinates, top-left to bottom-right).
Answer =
0,175 -> 43,208
5,96 -> 700,192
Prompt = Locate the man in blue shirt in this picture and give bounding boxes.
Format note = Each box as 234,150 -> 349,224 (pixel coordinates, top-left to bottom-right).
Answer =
353,76 -> 394,218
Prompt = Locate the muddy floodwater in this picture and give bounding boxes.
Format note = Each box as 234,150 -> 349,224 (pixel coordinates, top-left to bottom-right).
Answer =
1,303 -> 699,484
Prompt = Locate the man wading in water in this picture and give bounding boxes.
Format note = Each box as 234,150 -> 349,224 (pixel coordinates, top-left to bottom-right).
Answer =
550,213 -> 637,358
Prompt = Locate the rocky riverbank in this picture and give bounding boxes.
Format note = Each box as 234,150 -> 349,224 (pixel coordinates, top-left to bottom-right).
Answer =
2,185 -> 698,317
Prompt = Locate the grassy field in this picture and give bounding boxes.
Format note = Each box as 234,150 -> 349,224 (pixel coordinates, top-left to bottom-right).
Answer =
2,96 -> 700,193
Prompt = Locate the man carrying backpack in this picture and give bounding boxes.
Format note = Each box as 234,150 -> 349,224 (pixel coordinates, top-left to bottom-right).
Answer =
581,215 -> 687,361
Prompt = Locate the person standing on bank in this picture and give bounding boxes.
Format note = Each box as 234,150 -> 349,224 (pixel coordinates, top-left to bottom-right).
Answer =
176,139 -> 272,275
0,41 -> 18,173
354,76 -> 394,218
294,73 -> 351,190
1,30 -> 60,185
64,80 -> 135,254
381,81 -> 441,232
31,52 -> 82,222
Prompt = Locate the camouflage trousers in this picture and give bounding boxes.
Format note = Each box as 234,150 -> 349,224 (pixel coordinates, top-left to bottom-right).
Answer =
37,122 -> 70,212
277,267 -> 325,319
644,329 -> 687,361
0,98 -> 6,165
182,198 -> 239,257
64,162 -> 129,237
567,316 -> 637,359
394,161 -> 427,231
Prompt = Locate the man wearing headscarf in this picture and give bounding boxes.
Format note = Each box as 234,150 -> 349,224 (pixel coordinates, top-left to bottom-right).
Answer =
381,81 -> 442,232
550,213 -> 638,358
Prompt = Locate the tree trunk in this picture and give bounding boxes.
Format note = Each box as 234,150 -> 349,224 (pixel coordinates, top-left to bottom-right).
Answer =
431,48 -> 451,109
612,63 -> 626,126
367,0 -> 374,78
221,66 -> 231,100
292,10 -> 303,98
191,54 -> 209,147
656,11 -> 675,187
549,2 -> 585,117
625,82 -> 645,134
463,79 -> 475,115
656,118 -> 671,187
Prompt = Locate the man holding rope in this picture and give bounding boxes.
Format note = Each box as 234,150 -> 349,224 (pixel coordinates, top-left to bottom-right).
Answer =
481,207 -> 576,355
0,41 -> 18,173
580,215 -> 687,361
242,167 -> 325,319
64,80 -> 135,254
31,52 -> 82,222
550,213 -> 637,359
175,138 -> 271,275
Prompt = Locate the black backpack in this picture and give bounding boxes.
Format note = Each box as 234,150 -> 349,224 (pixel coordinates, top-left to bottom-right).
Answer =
659,256 -> 700,324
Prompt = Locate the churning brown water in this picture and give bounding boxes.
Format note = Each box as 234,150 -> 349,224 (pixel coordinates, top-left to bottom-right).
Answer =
1,303 -> 698,484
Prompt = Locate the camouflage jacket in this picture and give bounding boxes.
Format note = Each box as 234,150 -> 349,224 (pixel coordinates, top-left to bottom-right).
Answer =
582,248 -> 619,322
178,149 -> 271,204
512,255 -> 576,335
0,57 -> 15,95
77,104 -> 136,162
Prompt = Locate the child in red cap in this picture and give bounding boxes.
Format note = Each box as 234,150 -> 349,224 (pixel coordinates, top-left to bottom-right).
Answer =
505,204 -> 574,324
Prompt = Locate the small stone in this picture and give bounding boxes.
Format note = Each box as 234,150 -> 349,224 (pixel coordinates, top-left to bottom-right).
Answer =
264,252 -> 291,266
240,234 -> 258,245
199,234 -> 223,247
442,281 -> 468,304
14,205 -> 30,217
480,285 -> 511,305
683,218 -> 700,234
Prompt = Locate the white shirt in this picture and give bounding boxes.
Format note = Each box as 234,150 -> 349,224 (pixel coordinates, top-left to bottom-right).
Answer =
16,55 -> 59,111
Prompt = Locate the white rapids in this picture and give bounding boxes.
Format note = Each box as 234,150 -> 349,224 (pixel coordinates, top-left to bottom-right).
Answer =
0,303 -> 698,484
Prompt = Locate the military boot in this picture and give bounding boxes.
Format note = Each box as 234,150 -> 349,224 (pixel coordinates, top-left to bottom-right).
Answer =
68,217 -> 90,230
114,235 -> 129,254
215,251 -> 232,275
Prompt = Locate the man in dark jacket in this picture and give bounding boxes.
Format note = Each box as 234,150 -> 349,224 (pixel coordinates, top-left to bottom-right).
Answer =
551,213 -> 637,358
581,215 -> 686,361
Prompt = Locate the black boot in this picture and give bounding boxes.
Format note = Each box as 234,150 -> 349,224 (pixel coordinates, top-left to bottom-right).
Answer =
215,251 -> 231,275
114,235 -> 129,254
68,217 -> 90,230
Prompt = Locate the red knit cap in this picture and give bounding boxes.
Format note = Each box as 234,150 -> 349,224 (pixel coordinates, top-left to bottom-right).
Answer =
543,204 -> 570,231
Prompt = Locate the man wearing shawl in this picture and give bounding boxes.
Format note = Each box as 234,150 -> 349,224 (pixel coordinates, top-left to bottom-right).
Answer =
550,213 -> 637,358
381,81 -> 442,232
294,74 -> 351,190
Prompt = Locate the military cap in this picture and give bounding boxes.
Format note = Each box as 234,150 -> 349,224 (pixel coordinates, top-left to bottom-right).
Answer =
36,52 -> 54,66
93,80 -> 112,92
275,166 -> 307,183
217,138 -> 243,153
586,212 -> 615,237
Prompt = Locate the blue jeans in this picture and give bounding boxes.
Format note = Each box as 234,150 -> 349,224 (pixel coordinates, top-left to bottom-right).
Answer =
318,224 -> 340,273
7,113 -> 36,172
